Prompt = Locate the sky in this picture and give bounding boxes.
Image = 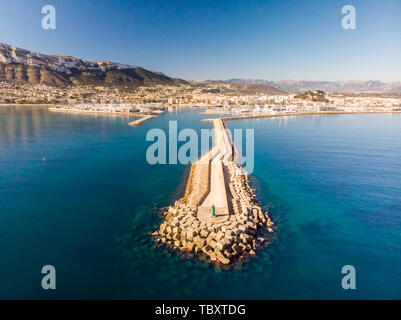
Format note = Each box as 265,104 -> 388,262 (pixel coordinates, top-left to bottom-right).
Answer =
0,0 -> 400,82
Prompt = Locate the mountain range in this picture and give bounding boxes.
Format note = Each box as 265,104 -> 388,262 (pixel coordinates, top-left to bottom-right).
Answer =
223,79 -> 401,93
0,42 -> 185,87
1,42 -> 400,93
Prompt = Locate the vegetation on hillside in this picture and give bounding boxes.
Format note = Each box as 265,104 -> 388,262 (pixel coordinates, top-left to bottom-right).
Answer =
295,90 -> 329,102
0,62 -> 187,88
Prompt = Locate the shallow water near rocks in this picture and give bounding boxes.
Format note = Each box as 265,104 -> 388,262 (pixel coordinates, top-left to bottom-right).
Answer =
0,106 -> 400,299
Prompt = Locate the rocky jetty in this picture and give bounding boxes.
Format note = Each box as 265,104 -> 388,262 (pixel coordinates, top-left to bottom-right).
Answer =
152,119 -> 275,265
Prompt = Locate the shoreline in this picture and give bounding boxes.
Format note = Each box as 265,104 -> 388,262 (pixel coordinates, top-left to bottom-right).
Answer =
48,107 -> 157,126
48,107 -> 147,117
0,103 -> 53,107
152,117 -> 275,266
1,104 -> 158,127
200,110 -> 401,119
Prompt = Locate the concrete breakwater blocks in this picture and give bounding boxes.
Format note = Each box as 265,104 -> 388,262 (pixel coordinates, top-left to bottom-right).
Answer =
152,161 -> 275,265
151,118 -> 275,266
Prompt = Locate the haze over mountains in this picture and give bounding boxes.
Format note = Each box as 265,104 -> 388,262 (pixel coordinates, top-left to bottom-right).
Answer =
0,42 -> 185,87
223,79 -> 401,93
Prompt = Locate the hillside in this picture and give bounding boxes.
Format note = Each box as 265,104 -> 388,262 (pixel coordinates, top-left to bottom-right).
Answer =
294,90 -> 329,102
0,42 -> 186,87
199,80 -> 283,95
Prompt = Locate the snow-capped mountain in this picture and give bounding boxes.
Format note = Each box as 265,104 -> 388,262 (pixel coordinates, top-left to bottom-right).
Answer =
0,42 -> 184,87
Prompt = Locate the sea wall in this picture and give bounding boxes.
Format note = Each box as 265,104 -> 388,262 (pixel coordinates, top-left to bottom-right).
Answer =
184,162 -> 211,207
128,115 -> 155,126
183,148 -> 215,207
152,118 -> 275,266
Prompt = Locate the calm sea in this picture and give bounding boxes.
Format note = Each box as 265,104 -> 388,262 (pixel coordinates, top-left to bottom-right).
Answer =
0,105 -> 400,299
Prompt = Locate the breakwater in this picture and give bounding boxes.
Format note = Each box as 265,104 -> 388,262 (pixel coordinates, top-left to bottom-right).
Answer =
152,118 -> 275,265
128,115 -> 155,127
49,107 -> 157,127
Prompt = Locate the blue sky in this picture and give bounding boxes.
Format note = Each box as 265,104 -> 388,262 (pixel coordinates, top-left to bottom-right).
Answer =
0,0 -> 400,81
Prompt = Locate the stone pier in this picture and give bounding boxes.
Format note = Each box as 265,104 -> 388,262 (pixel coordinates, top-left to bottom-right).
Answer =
197,119 -> 231,223
152,117 -> 275,265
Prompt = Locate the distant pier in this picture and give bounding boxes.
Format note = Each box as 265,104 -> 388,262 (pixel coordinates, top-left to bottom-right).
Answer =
49,106 -> 157,127
128,115 -> 155,127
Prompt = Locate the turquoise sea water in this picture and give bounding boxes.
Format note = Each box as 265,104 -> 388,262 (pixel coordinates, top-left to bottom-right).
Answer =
0,106 -> 400,299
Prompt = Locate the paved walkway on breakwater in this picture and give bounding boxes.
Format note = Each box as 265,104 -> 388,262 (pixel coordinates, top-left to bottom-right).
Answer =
197,119 -> 231,223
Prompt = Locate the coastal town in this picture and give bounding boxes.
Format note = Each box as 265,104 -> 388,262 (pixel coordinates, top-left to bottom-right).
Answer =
1,82 -> 400,118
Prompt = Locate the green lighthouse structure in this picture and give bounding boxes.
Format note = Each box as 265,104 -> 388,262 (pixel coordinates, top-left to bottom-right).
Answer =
211,205 -> 216,217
